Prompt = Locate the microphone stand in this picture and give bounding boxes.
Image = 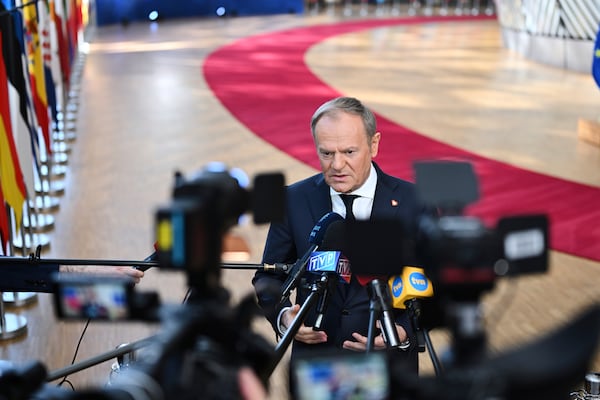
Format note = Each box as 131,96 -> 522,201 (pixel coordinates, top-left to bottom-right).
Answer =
264,272 -> 333,378
0,251 -> 159,269
221,262 -> 264,270
313,272 -> 336,330
46,335 -> 157,382
0,254 -> 282,272
220,262 -> 292,273
405,298 -> 444,376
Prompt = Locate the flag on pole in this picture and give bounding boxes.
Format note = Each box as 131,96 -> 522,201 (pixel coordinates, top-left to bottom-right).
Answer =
0,181 -> 9,255
1,2 -> 38,200
48,0 -> 68,105
51,0 -> 71,88
21,0 -> 53,157
0,28 -> 28,232
39,0 -> 59,125
66,0 -> 79,66
593,23 -> 600,89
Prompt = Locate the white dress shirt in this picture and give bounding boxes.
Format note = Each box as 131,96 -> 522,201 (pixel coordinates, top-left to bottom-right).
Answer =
330,164 -> 378,220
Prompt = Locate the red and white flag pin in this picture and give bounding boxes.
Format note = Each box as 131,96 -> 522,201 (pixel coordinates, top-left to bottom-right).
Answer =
391,199 -> 398,207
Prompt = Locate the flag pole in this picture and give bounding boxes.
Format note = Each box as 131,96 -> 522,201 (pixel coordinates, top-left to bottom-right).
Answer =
0,205 -> 28,340
3,203 -> 38,307
0,293 -> 28,340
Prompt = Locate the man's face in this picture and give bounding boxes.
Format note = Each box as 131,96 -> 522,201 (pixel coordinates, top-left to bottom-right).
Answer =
314,112 -> 380,193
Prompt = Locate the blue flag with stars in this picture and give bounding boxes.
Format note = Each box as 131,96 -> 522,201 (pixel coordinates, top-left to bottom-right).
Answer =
593,24 -> 600,89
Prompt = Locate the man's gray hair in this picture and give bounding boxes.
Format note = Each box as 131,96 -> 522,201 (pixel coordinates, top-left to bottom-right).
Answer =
310,97 -> 377,142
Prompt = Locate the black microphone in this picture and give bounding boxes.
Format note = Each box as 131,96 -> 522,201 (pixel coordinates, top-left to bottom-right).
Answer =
305,220 -> 350,330
278,212 -> 343,306
350,257 -> 403,350
367,279 -> 402,349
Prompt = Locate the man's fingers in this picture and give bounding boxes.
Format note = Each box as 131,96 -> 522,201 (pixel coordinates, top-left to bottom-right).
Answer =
352,332 -> 368,344
342,340 -> 365,352
342,332 -> 387,351
295,325 -> 327,344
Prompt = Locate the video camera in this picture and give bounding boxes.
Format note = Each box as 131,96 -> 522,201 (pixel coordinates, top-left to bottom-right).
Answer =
53,162 -> 285,322
154,163 -> 284,297
23,163 -> 286,399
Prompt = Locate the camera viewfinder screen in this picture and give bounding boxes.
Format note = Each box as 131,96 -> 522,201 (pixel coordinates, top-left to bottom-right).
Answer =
57,282 -> 129,320
292,352 -> 389,400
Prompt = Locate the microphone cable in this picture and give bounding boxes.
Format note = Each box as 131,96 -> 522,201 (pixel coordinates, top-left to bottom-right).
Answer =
56,318 -> 91,390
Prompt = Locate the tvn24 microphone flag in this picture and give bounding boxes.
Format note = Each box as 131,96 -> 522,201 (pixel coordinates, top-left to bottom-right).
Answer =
593,24 -> 600,89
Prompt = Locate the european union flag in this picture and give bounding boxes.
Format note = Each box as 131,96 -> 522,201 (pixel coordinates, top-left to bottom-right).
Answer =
593,24 -> 600,89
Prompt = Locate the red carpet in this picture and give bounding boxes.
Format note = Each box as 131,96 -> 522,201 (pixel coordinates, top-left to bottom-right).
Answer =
203,16 -> 600,263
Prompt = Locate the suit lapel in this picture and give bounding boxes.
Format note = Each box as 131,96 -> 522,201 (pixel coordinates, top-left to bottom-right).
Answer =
306,174 -> 333,223
371,165 -> 405,221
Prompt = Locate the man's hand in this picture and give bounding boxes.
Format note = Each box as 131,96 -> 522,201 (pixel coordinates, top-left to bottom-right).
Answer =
237,367 -> 266,400
342,322 -> 408,352
281,304 -> 328,344
59,265 -> 145,284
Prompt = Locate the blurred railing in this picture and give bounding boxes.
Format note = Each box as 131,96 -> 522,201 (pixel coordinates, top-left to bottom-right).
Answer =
494,0 -> 600,72
495,0 -> 600,40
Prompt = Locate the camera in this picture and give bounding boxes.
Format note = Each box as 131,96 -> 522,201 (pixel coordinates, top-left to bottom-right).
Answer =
44,163 -> 285,399
154,163 -> 285,298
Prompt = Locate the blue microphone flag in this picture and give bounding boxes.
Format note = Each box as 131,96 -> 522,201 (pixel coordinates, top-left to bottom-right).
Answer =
307,251 -> 351,283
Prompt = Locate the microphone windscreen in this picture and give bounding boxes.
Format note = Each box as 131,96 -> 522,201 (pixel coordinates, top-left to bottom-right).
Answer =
252,173 -> 286,224
319,220 -> 346,251
309,212 -> 343,246
342,219 -> 408,276
389,266 -> 434,309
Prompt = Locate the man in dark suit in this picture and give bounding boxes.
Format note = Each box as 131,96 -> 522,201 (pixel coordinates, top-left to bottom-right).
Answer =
253,97 -> 428,372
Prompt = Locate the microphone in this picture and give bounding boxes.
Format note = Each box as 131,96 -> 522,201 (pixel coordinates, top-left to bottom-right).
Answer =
309,219 -> 351,284
388,266 -> 434,309
305,250 -> 351,330
389,266 -> 435,354
306,251 -> 351,283
278,212 -> 343,305
367,279 -> 402,349
327,218 -> 399,348
302,220 -> 349,330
